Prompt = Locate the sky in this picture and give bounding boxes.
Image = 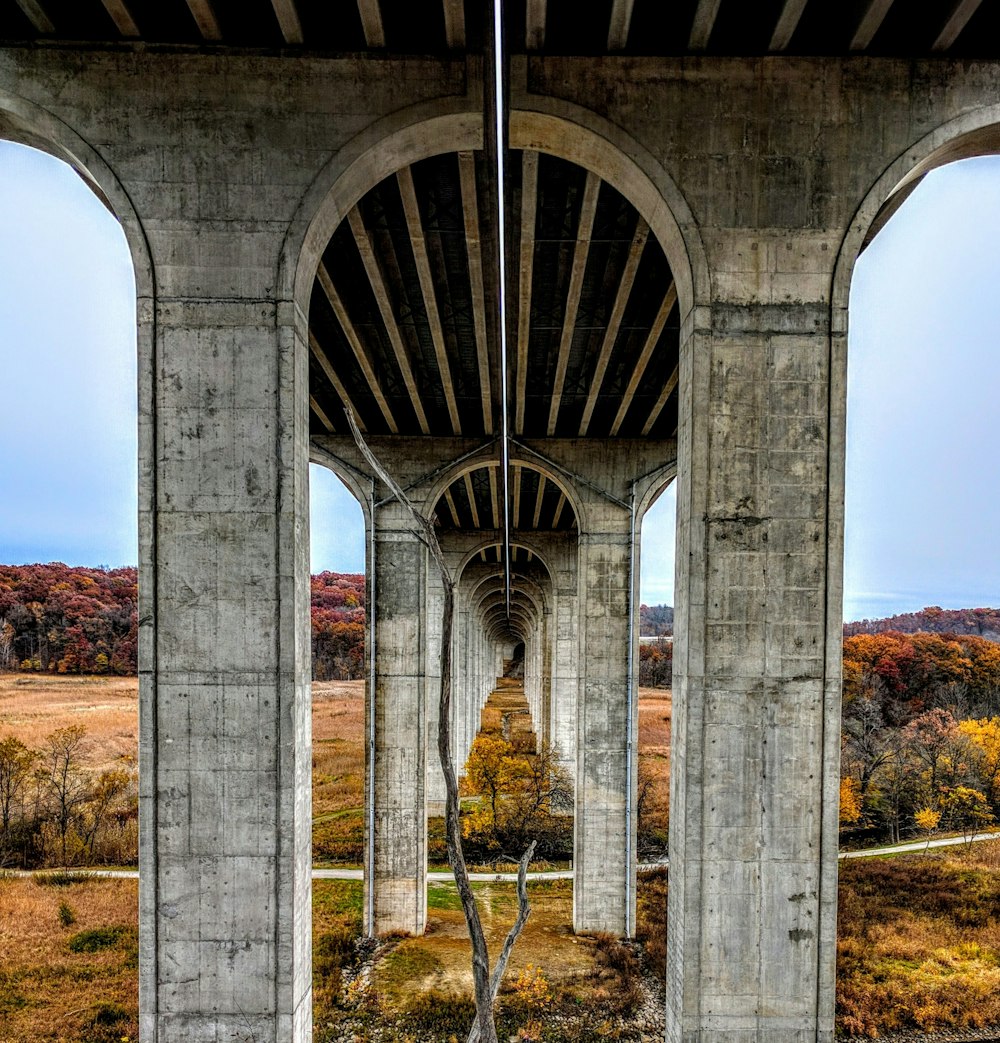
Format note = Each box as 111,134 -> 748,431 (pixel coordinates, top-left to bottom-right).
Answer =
1,140 -> 998,620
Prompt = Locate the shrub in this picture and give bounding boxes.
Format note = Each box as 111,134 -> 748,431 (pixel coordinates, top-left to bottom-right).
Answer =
37,870 -> 93,886
398,990 -> 475,1039
57,900 -> 76,926
68,925 -> 130,952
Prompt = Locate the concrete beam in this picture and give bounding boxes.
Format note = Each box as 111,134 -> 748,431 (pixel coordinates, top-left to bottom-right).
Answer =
357,0 -> 385,47
443,0 -> 465,48
308,331 -> 368,433
100,0 -> 140,37
688,0 -> 722,50
933,0 -> 983,50
515,150 -> 538,435
13,0 -> 53,33
849,0 -> 895,50
547,170 -> 599,436
458,151 -> 494,435
525,0 -> 546,50
609,281 -> 676,436
270,0 -> 304,44
397,166 -> 462,435
310,394 -> 335,432
184,0 -> 223,41
314,265 -> 398,434
579,220 -> 648,436
768,0 -> 809,51
531,475 -> 547,529
348,207 -> 431,434
607,0 -> 634,50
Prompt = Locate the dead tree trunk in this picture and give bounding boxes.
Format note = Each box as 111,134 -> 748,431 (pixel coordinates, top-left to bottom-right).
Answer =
346,409 -> 532,1043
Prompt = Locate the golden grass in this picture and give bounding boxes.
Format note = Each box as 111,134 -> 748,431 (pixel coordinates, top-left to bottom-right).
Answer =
0,876 -> 137,1042
837,840 -> 1000,1037
0,674 -> 138,772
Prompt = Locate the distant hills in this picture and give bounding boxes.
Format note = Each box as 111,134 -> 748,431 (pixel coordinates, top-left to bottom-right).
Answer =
639,604 -> 673,636
0,563 -> 367,680
2,565 -> 996,677
639,603 -> 1000,643
843,606 -> 1000,641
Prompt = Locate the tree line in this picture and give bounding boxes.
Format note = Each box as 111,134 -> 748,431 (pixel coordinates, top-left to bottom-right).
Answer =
840,630 -> 1000,845
0,564 -> 367,681
0,725 -> 137,869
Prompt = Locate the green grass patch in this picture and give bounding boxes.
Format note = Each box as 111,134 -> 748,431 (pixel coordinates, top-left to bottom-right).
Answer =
67,925 -> 132,953
378,942 -> 443,995
427,882 -> 463,911
313,880 -> 363,919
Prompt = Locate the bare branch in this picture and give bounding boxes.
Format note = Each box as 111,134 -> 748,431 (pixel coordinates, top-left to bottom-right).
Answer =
346,406 -> 521,1043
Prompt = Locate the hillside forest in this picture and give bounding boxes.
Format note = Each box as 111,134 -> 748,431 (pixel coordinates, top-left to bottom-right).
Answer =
2,564 -> 1000,860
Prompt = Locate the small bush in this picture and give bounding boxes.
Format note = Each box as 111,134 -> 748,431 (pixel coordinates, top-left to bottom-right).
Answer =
57,900 -> 76,927
91,1002 -> 127,1026
399,990 -> 475,1039
68,925 -> 129,952
83,1001 -> 133,1043
36,871 -> 92,887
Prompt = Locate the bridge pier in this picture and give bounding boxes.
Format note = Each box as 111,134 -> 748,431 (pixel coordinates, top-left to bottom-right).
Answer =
368,506 -> 428,936
667,281 -> 840,1041
4,22 -> 995,1042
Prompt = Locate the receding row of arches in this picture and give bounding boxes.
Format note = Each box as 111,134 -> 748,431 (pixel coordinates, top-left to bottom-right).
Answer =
3,86 -> 1000,1041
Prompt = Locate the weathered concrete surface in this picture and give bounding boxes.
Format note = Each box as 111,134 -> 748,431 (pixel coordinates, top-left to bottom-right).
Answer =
4,41 -> 1000,1042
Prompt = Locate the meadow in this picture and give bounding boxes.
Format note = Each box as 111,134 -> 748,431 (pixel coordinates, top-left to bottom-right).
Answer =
4,676 -> 1000,1039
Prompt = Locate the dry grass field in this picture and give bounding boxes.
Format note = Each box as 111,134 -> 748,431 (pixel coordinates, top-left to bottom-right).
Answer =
0,674 -> 138,772
12,676 -> 1000,1039
0,874 -> 137,1043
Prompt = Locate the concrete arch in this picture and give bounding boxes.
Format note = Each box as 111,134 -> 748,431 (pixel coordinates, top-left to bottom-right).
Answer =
474,588 -> 542,624
284,93 -> 706,372
0,91 -> 154,304
309,445 -> 373,528
833,106 -> 1000,329
510,97 -> 708,318
466,572 -> 549,616
634,462 -> 678,525
427,457 -> 582,532
455,539 -> 555,577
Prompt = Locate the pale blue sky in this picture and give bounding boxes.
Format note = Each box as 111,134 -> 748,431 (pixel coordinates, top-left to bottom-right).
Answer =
1,140 -> 998,620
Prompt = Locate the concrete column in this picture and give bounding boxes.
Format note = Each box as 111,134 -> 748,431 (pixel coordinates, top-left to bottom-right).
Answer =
424,567 -> 446,809
368,507 -> 427,935
142,302 -> 312,1043
667,284 -> 840,1040
550,579 -> 579,775
573,512 -> 634,935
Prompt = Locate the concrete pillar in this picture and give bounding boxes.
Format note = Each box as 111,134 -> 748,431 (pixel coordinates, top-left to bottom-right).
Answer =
551,578 -> 579,775
667,274 -> 840,1040
368,507 -> 427,935
573,512 -> 635,935
141,304 -> 312,1043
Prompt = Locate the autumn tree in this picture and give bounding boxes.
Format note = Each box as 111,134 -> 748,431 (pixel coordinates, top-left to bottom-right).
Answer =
914,806 -> 941,853
939,786 -> 995,849
959,716 -> 1000,809
462,737 -> 572,863
0,735 -> 36,864
839,777 -> 863,827
40,725 -> 92,864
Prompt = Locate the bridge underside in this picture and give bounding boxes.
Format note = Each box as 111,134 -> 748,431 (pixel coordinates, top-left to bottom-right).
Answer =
3,3 -> 999,1041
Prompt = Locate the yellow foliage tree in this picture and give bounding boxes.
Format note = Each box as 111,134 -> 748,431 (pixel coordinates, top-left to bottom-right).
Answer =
959,716 -> 1000,807
839,776 -> 863,826
914,806 -> 941,853
463,735 -> 527,843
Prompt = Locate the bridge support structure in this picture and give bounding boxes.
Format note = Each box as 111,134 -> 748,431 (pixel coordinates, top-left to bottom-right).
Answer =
1,35 -> 998,1043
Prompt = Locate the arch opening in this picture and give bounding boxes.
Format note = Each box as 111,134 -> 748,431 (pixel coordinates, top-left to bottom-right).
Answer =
835,141 -> 1000,1036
